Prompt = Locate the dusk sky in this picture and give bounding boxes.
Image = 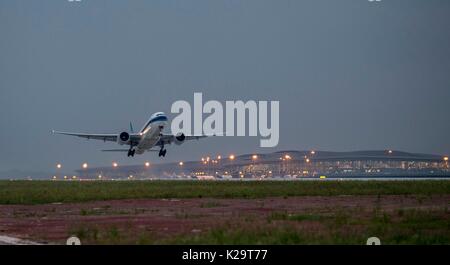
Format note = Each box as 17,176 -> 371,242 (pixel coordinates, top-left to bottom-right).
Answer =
1,0 -> 449,174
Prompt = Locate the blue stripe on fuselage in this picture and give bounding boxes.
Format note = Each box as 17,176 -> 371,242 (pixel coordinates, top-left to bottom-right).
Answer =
149,115 -> 168,123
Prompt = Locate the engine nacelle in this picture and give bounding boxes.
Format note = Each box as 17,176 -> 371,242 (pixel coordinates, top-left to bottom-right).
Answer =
117,132 -> 130,145
174,132 -> 186,145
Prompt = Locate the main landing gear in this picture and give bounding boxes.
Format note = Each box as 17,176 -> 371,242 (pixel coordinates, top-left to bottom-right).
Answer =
127,148 -> 135,157
158,146 -> 167,157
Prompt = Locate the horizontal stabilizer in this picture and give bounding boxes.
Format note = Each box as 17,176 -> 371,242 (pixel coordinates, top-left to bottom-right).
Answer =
101,149 -> 160,152
101,149 -> 129,152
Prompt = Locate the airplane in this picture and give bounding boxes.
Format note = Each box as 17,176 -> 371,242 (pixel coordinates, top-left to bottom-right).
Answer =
52,112 -> 210,157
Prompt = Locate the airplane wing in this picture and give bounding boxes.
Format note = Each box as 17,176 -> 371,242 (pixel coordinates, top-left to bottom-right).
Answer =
52,130 -> 141,143
52,130 -> 118,142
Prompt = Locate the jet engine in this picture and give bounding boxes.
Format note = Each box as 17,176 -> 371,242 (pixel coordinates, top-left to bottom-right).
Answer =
174,132 -> 186,145
117,132 -> 130,145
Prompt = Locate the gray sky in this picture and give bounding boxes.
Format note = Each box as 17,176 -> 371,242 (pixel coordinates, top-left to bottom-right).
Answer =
1,0 -> 449,174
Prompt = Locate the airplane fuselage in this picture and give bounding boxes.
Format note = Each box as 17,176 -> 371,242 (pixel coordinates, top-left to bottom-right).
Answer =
135,112 -> 168,155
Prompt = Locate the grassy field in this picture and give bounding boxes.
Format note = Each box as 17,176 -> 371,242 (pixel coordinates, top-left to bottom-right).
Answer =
65,206 -> 450,245
157,208 -> 450,245
0,180 -> 448,244
0,180 -> 449,204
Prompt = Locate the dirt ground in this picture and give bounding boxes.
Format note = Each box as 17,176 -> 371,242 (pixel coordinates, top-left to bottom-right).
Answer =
0,195 -> 448,244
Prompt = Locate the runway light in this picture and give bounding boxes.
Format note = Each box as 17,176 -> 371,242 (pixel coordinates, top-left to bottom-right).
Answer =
112,162 -> 118,168
284,154 -> 291,160
229,154 -> 235,160
311,150 -> 315,155
252,155 -> 258,160
306,158 -> 310,163
444,156 -> 449,161
217,155 -> 221,160
179,161 -> 184,166
145,162 -> 150,167
82,163 -> 88,169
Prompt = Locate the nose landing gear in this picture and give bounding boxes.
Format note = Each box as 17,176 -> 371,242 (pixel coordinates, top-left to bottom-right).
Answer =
127,148 -> 135,157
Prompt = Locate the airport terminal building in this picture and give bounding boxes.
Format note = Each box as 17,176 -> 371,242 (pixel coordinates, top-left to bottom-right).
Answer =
77,150 -> 450,180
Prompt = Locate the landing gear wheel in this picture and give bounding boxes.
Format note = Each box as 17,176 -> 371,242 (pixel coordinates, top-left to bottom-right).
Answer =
127,149 -> 135,157
158,148 -> 167,157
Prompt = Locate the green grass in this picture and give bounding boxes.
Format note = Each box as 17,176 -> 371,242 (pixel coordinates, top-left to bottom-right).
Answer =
0,180 -> 449,205
168,212 -> 449,245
